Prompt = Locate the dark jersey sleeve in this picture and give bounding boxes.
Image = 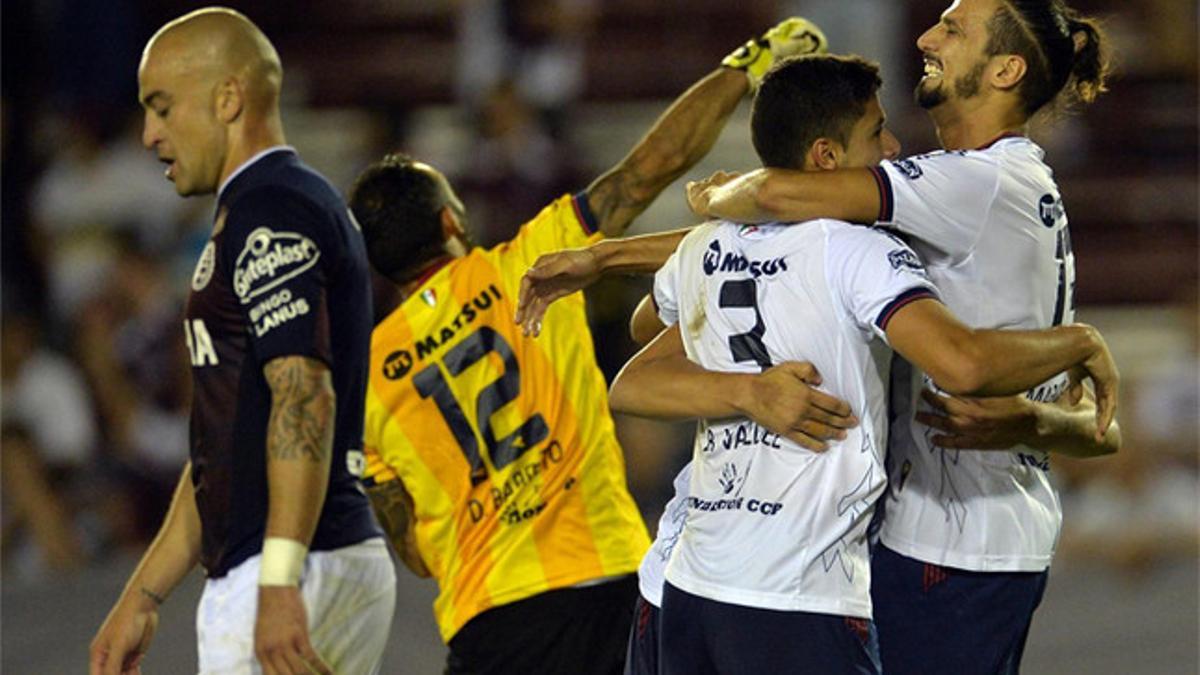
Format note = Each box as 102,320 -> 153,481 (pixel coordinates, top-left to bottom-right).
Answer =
221,185 -> 336,368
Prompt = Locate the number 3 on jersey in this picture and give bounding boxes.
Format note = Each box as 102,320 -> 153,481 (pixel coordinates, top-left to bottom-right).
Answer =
720,279 -> 772,369
413,327 -> 549,485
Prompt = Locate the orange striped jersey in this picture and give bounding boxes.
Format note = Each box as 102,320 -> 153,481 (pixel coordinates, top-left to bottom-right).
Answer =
363,193 -> 650,642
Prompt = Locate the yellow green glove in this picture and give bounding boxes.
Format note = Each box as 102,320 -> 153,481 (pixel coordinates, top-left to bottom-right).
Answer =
722,17 -> 829,91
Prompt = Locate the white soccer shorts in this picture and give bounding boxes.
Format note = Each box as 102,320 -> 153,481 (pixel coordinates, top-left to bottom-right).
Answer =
196,538 -> 396,674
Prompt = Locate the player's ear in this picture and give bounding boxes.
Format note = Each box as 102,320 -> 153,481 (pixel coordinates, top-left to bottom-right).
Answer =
990,54 -> 1026,92
215,76 -> 244,124
809,138 -> 841,171
440,205 -> 464,241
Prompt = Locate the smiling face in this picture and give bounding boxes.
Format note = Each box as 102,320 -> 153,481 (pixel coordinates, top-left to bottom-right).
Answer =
914,0 -> 1001,110
137,38 -> 227,196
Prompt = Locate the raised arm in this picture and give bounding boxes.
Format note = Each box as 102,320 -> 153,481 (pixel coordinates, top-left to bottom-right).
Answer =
586,17 -> 827,236
886,299 -> 1119,439
91,463 -> 202,675
687,166 -> 882,225
586,68 -> 749,237
609,324 -> 857,451
256,355 -> 336,674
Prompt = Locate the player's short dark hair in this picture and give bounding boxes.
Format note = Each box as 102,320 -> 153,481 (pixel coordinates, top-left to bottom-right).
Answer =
751,54 -> 882,170
986,0 -> 1111,116
349,153 -> 452,282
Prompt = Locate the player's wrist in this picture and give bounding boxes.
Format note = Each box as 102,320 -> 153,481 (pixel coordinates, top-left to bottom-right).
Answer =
728,373 -> 762,418
259,537 -> 308,587
589,239 -> 619,272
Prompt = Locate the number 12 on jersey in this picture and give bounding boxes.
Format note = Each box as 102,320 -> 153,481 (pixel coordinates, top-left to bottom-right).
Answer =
413,327 -> 549,485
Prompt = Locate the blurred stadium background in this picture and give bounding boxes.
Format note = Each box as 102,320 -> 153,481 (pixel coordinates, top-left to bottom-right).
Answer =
1,1 -> 1196,673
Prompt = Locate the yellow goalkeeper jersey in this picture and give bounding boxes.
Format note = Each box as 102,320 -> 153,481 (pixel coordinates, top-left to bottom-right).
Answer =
363,193 -> 650,642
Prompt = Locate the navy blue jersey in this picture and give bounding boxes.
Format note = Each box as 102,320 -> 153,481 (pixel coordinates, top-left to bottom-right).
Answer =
185,147 -> 380,578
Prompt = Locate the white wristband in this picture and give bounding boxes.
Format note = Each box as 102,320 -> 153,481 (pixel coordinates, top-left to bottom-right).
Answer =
258,537 -> 308,586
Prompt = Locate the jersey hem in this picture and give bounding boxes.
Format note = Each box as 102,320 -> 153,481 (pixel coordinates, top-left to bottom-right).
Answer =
436,557 -> 644,642
664,569 -> 872,619
878,531 -> 1053,572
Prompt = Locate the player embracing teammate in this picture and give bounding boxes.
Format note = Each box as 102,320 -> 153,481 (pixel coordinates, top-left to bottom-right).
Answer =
521,0 -> 1119,673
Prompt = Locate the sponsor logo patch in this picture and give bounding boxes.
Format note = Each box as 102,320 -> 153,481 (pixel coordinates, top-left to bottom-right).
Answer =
701,238 -> 788,278
1038,193 -> 1064,228
892,158 -> 924,180
191,241 -> 216,291
232,227 -> 320,304
382,350 -> 414,380
887,248 -> 925,273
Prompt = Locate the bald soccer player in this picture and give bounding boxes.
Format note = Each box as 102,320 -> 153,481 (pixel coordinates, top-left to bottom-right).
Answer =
89,8 -> 394,675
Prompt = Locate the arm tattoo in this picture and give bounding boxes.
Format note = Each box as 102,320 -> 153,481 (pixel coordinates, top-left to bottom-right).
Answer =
586,167 -> 650,236
139,586 -> 165,606
263,356 -> 334,463
366,479 -> 428,575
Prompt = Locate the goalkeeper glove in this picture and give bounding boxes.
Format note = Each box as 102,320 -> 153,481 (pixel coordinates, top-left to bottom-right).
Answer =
722,17 -> 829,91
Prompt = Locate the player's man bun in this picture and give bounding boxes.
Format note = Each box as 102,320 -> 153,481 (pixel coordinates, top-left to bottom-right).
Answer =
987,0 -> 1112,116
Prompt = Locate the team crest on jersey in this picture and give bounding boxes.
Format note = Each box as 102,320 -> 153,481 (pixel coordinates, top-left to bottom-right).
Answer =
421,289 -> 437,307
232,227 -> 321,304
191,241 -> 217,291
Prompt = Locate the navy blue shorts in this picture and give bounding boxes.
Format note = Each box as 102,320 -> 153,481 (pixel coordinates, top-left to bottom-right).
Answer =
870,543 -> 1049,675
624,594 -> 660,675
660,582 -> 881,675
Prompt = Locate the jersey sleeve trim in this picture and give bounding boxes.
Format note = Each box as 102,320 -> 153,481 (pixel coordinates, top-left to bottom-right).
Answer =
868,166 -> 894,223
875,287 -> 939,331
571,192 -> 600,236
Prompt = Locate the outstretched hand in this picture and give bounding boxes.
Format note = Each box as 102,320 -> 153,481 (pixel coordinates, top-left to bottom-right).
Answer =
743,362 -> 858,451
515,247 -> 601,337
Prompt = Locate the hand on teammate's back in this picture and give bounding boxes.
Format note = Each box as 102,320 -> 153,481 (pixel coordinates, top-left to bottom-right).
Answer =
255,586 -> 332,675
515,247 -> 601,337
742,362 -> 859,451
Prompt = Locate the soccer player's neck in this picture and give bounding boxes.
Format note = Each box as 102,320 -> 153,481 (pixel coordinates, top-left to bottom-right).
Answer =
217,114 -> 287,189
398,254 -> 458,298
929,99 -> 1026,152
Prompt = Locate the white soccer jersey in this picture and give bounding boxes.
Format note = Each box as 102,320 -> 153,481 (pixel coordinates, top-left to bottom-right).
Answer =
868,135 -> 1076,571
653,219 -> 938,618
637,462 -> 691,607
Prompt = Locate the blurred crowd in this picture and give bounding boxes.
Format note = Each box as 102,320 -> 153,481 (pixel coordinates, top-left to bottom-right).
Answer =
1,0 -> 1195,582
